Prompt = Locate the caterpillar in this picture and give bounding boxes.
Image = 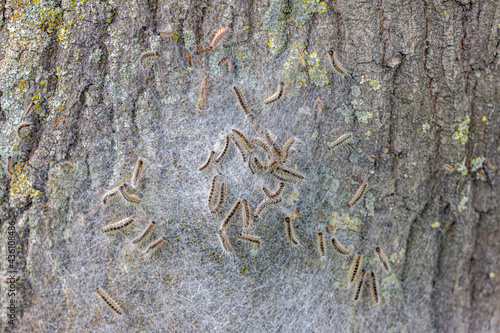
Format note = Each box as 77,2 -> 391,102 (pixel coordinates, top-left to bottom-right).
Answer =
273,165 -> 305,182
140,50 -> 159,68
253,196 -> 282,219
208,27 -> 230,49
217,228 -> 233,255
241,199 -> 251,229
317,232 -> 327,260
231,129 -> 254,152
349,252 -> 363,283
328,133 -> 354,150
262,182 -> 285,199
368,270 -> 379,304
102,185 -> 121,204
102,215 -> 135,233
252,156 -> 267,171
199,151 -> 216,171
196,76 -> 208,114
7,156 -> 15,175
264,81 -> 284,105
233,85 -> 253,119
296,45 -> 307,67
208,174 -> 221,212
353,269 -> 367,302
252,138 -> 272,156
215,135 -> 230,163
313,96 -> 325,117
144,236 -> 167,254
284,216 -> 300,247
331,236 -> 351,255
347,181 -> 367,208
186,53 -> 192,66
280,137 -> 295,163
130,158 -> 144,187
17,121 -> 32,139
119,183 -> 142,204
219,199 -> 241,230
96,287 -> 125,315
131,221 -> 156,244
211,181 -> 227,214
232,137 -> 248,163
218,57 -> 232,71
263,129 -> 282,158
238,233 -> 261,250
374,246 -> 392,273
328,49 -> 348,77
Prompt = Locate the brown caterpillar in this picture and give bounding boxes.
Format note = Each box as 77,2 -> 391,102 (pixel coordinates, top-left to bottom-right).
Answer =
232,137 -> 248,163
131,221 -> 156,244
219,199 -> 241,230
17,121 -> 32,139
102,215 -> 135,233
253,196 -> 282,219
140,50 -> 159,68
328,49 -> 348,77
368,270 -> 379,304
374,246 -> 392,273
273,165 -> 305,182
252,156 -> 267,171
328,133 -> 354,150
241,199 -> 251,229
264,81 -> 284,105
211,181 -> 227,214
186,53 -> 192,66
208,174 -> 221,212
262,182 -> 285,199
280,137 -> 295,163
199,151 -> 216,171
313,96 -> 325,118
144,236 -> 167,254
215,135 -> 230,163
233,85 -> 253,119
317,232 -> 327,260
209,27 -> 230,49
196,76 -> 208,114
218,57 -> 232,71
353,269 -> 367,301
96,287 -> 125,315
130,158 -> 144,187
252,138 -> 272,156
284,216 -> 300,247
7,156 -> 15,175
102,185 -> 121,204
217,228 -> 233,255
119,183 -> 142,204
296,45 -> 307,67
349,252 -> 363,283
231,129 -> 254,152
347,181 -> 367,208
331,236 -> 351,255
238,233 -> 261,249
263,129 -> 282,158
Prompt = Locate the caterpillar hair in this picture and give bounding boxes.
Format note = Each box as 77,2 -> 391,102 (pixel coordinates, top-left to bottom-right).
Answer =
264,81 -> 284,105
253,196 -> 282,219
131,221 -> 156,244
284,216 -> 300,247
144,236 -> 167,254
219,199 -> 241,230
349,252 -> 363,283
119,183 -> 142,204
231,129 -> 254,152
217,228 -> 233,256
347,182 -> 367,208
317,232 -> 327,260
331,236 -> 351,256
208,174 -> 221,212
130,158 -> 144,187
280,137 -> 295,163
232,136 -> 248,163
241,199 -> 251,229
328,49 -> 348,77
353,269 -> 367,302
368,270 -> 379,304
196,76 -> 208,114
102,185 -> 121,205
313,96 -> 325,117
102,215 -> 135,233
233,85 -> 253,120
7,156 -> 15,175
140,50 -> 159,68
17,121 -> 32,139
199,151 -> 216,171
262,182 -> 285,199
328,133 -> 354,150
263,129 -> 282,158
96,287 -> 125,315
374,246 -> 392,273
252,138 -> 272,156
211,181 -> 227,214
273,165 -> 305,182
238,233 -> 261,249
215,135 -> 230,163
209,27 -> 230,49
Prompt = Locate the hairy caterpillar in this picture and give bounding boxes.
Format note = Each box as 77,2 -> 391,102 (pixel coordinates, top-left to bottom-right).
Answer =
140,50 -> 159,68
186,53 -> 192,66
208,27 -> 230,49
252,156 -> 267,171
119,183 -> 142,204
368,270 -> 379,304
263,129 -> 282,158
317,232 -> 327,260
217,228 -> 233,255
131,221 -> 156,244
232,137 -> 248,163
102,215 -> 135,233
233,85 -> 253,119
280,137 -> 295,163
252,138 -> 272,156
238,233 -> 261,251
211,181 -> 227,214
145,236 -> 167,254
331,236 -> 351,255
284,216 -> 300,247
196,76 -> 208,114
349,252 -> 363,283
231,129 -> 254,152
328,133 -> 354,150
328,49 -> 348,77
272,165 -> 305,182
219,199 -> 241,230
353,269 -> 367,301
264,81 -> 284,105
215,135 -> 230,163
208,174 -> 221,212
102,185 -> 121,205
218,57 -> 232,71
241,199 -> 251,229
7,156 -> 15,175
313,96 -> 325,119
253,197 -> 282,219
96,287 -> 125,315
199,151 -> 216,171
262,182 -> 285,199
130,158 -> 144,187
374,246 -> 392,273
347,181 -> 366,208
17,121 -> 32,139
296,45 -> 307,67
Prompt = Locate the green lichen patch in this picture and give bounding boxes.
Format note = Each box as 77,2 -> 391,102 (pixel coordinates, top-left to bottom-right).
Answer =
471,156 -> 485,172
452,115 -> 470,145
328,211 -> 362,233
389,248 -> 406,264
354,110 -> 373,124
456,159 -> 468,176
9,163 -> 41,199
457,196 -> 468,213
422,123 -> 431,133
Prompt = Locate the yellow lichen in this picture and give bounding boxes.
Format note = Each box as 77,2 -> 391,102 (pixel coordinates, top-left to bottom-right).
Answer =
328,211 -> 362,233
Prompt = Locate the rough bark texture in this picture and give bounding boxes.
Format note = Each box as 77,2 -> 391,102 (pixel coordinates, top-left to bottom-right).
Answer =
0,0 -> 498,332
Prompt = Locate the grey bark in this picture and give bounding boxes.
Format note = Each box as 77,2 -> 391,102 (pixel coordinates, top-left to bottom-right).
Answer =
0,0 -> 498,332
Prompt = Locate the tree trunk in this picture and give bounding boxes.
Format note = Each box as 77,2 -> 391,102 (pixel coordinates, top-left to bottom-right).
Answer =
0,0 -> 498,332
